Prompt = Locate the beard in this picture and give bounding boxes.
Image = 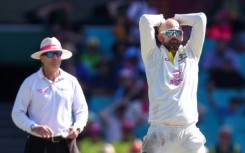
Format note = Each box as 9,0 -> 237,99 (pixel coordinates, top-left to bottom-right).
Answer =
163,38 -> 181,51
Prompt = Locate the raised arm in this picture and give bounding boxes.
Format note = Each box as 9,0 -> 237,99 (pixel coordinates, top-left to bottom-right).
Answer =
174,13 -> 207,60
139,14 -> 165,63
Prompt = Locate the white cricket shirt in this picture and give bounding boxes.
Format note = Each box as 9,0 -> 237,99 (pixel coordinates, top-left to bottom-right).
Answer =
12,68 -> 88,136
139,13 -> 207,126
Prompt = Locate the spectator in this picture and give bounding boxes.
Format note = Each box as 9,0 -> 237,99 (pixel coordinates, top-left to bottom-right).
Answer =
221,0 -> 245,33
208,93 -> 243,123
197,102 -> 208,126
87,58 -> 117,96
209,125 -> 241,153
206,9 -> 233,41
111,40 -> 128,72
78,36 -> 102,78
113,119 -> 137,153
99,100 -> 130,143
101,143 -> 116,153
202,39 -> 244,90
123,45 -> 145,76
78,122 -> 106,153
125,82 -> 149,139
130,139 -> 143,153
202,39 -> 241,73
207,58 -> 245,89
25,1 -> 74,25
114,68 -> 142,101
107,0 -> 129,22
126,0 -> 159,42
112,15 -> 129,42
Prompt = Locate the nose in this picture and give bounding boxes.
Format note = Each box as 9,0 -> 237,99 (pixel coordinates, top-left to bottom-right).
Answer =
52,54 -> 60,60
172,32 -> 177,37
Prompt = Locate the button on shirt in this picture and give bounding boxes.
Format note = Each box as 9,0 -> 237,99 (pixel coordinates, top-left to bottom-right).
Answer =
139,13 -> 207,126
12,68 -> 88,136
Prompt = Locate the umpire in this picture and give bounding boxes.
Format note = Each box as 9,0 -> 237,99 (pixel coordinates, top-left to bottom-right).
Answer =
12,37 -> 88,153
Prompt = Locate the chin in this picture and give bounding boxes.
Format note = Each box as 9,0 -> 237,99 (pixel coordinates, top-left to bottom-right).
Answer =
171,46 -> 180,50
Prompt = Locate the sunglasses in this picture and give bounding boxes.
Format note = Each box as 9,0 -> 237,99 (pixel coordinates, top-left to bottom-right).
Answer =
161,29 -> 183,37
41,51 -> 62,58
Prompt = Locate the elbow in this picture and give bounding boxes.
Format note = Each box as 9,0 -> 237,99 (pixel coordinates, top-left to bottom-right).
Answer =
11,111 -> 18,124
11,109 -> 23,125
11,110 -> 15,121
199,12 -> 207,20
11,111 -> 18,127
139,14 -> 150,32
197,12 -> 207,24
139,14 -> 148,25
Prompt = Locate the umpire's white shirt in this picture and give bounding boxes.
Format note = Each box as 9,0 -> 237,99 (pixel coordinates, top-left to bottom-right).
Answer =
12,68 -> 88,136
139,13 -> 207,126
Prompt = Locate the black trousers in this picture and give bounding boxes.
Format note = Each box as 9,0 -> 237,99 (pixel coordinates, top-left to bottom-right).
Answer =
24,135 -> 80,153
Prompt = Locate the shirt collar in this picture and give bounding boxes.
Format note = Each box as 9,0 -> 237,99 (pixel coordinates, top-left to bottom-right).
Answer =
37,67 -> 65,80
160,45 -> 184,54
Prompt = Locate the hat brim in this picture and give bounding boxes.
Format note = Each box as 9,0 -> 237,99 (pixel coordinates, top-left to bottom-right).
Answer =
31,49 -> 72,60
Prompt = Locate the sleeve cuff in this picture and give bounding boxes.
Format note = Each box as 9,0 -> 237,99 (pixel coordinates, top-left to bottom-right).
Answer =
73,125 -> 84,133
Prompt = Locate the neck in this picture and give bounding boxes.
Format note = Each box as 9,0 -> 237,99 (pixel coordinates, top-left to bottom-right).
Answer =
42,67 -> 60,82
161,45 -> 177,57
169,50 -> 177,57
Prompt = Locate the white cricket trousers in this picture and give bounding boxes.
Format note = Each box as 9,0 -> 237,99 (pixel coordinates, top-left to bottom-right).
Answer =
142,123 -> 206,153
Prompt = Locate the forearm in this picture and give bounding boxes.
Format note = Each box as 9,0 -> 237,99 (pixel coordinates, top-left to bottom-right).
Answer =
174,13 -> 206,27
12,111 -> 34,133
72,80 -> 89,131
174,13 -> 207,60
73,110 -> 88,132
72,98 -> 88,131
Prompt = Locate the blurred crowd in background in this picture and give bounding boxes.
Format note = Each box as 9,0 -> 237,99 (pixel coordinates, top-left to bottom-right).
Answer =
5,0 -> 245,152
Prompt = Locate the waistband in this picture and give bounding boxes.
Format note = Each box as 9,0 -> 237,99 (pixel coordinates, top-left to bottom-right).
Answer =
149,121 -> 196,128
29,135 -> 67,143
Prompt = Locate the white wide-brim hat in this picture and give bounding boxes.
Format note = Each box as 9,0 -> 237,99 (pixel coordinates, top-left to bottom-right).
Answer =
31,37 -> 72,60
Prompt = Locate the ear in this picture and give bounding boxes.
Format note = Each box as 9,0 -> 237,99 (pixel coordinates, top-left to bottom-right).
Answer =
39,56 -> 44,63
181,31 -> 184,41
157,34 -> 164,43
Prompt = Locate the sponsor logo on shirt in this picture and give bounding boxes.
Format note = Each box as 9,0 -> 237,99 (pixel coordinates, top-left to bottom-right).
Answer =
37,87 -> 49,93
58,87 -> 66,91
169,70 -> 183,86
178,53 -> 187,63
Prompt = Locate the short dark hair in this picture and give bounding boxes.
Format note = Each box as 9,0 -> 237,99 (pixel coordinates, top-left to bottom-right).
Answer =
154,26 -> 162,47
